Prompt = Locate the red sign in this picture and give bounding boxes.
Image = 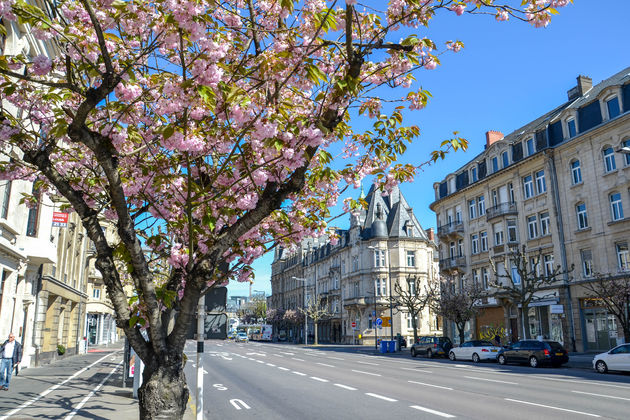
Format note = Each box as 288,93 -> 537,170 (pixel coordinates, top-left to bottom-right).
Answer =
351,322 -> 356,328
52,212 -> 69,227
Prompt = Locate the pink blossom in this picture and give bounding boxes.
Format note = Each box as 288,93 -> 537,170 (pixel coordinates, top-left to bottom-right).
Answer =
495,10 -> 509,22
31,55 -> 52,76
450,4 -> 466,16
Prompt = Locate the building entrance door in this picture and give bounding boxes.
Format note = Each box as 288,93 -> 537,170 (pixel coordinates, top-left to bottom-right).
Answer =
583,308 -> 617,351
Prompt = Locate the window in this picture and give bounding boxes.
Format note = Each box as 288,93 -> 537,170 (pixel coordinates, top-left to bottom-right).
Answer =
623,140 -> 630,166
481,267 -> 489,289
617,243 -> 629,271
449,242 -> 456,258
543,254 -> 554,276
352,256 -> 359,271
374,249 -> 385,267
508,183 -> 515,203
480,231 -> 488,252
530,257 -> 541,276
527,215 -> 538,239
507,219 -> 517,243
0,270 -> 9,314
375,278 -> 387,296
493,223 -> 504,246
92,288 -> 101,299
603,147 -> 616,172
571,160 -> 582,184
576,203 -> 589,229
535,170 -> 546,194
567,118 -> 576,138
492,156 -> 499,173
523,175 -> 534,199
492,190 -> 498,207
471,234 -> 479,254
526,138 -> 535,156
468,199 -> 476,220
581,249 -> 593,277
502,151 -> 509,168
470,167 -> 478,183
408,278 -> 416,295
455,206 -> 462,223
606,96 -> 620,119
610,192 -> 624,221
407,313 -> 419,329
478,195 -> 485,215
0,181 -> 11,219
457,239 -> 464,256
406,251 -> 416,267
472,269 -> 479,286
25,182 -> 41,237
540,212 -> 550,236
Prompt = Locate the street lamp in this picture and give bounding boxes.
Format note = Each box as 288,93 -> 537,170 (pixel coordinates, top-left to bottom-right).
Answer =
368,245 -> 395,344
292,276 -> 308,346
615,146 -> 630,154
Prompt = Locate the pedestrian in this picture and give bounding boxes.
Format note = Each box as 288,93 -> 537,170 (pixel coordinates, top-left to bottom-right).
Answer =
0,333 -> 22,391
494,334 -> 501,347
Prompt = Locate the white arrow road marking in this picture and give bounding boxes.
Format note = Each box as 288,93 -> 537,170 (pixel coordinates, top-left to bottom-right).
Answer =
505,399 -> 600,417
365,393 -> 397,402
410,405 -> 456,418
229,399 -> 251,410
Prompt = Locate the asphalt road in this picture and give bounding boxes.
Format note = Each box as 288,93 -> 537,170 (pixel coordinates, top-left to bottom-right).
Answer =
185,341 -> 630,420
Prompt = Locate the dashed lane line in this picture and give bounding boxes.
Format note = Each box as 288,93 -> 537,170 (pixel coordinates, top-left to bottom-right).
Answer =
365,393 -> 397,402
410,405 -> 456,418
505,398 -> 600,417
310,377 -> 329,383
401,367 -> 432,373
292,371 -> 307,376
352,370 -> 381,377
334,384 -> 357,391
327,356 -> 344,360
463,376 -> 518,385
408,381 -> 453,391
356,361 -> 379,366
266,363 -> 276,367
292,358 -> 305,361
316,363 -> 335,368
572,390 -> 630,401
278,367 -> 290,371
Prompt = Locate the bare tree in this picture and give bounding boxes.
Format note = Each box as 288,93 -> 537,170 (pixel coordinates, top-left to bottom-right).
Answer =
300,296 -> 332,345
583,274 -> 630,343
490,245 -> 573,339
392,275 -> 438,344
433,277 -> 486,344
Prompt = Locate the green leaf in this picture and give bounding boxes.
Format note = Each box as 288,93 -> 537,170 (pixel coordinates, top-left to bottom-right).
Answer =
163,125 -> 175,139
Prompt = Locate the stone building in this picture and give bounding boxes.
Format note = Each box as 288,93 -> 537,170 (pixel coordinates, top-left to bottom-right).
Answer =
430,67 -> 630,352
271,184 -> 441,345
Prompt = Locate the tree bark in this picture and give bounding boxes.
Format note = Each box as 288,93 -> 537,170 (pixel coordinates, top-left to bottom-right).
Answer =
138,362 -> 189,420
457,323 -> 465,344
314,322 -> 318,345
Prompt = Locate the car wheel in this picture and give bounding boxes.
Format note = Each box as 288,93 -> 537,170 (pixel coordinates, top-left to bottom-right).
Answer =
472,353 -> 480,363
411,348 -> 417,357
427,349 -> 433,359
498,354 -> 506,365
529,356 -> 539,368
449,351 -> 456,361
595,360 -> 608,374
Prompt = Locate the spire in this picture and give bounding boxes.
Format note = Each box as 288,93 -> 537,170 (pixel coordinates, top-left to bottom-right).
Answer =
359,182 -> 365,200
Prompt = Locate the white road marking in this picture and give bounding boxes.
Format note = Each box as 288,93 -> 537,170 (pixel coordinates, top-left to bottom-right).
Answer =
538,376 -> 630,390
274,354 -> 285,358
278,367 -> 290,371
256,360 -> 264,364
292,371 -> 307,376
401,367 -> 432,373
505,398 -> 600,417
213,384 -> 228,391
65,361 -> 122,419
229,399 -> 251,410
334,384 -> 357,391
281,352 -> 295,355
408,381 -> 453,391
0,352 -> 118,420
356,361 -> 379,366
365,393 -> 397,402
316,363 -> 335,367
352,370 -> 381,377
463,376 -> 517,385
310,377 -> 329,382
292,358 -> 305,361
572,390 -> 630,401
266,363 -> 276,367
410,405 -> 456,418
248,358 -> 255,361
328,356 -> 344,360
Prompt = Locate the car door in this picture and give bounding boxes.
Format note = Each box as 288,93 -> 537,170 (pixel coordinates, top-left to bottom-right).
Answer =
417,337 -> 427,356
511,341 -> 525,363
457,342 -> 471,360
608,344 -> 630,370
622,345 -> 630,370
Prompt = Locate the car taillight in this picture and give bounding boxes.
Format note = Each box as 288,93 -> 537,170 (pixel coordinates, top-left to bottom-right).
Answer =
543,349 -> 550,356
434,343 -> 438,348
482,348 -> 489,352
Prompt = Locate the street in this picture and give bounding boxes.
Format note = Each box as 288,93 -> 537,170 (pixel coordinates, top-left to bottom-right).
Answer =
185,341 -> 630,420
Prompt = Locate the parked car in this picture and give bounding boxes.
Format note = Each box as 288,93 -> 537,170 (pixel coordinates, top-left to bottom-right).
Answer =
235,332 -> 249,343
592,343 -> 630,373
449,340 -> 501,362
497,340 -> 568,368
411,336 -> 453,358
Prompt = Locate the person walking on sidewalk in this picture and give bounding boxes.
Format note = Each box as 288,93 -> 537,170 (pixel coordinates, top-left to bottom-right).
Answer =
0,333 -> 22,391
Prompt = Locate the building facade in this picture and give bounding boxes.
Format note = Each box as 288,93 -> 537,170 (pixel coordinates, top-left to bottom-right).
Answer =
271,185 -> 441,345
430,68 -> 630,352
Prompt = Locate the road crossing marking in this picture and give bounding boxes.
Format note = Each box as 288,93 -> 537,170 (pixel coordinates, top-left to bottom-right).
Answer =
463,376 -> 517,385
352,370 -> 381,377
316,363 -> 335,367
334,384 -> 357,391
365,393 -> 397,402
310,377 -> 329,382
572,390 -> 630,401
408,380 -> 453,391
410,405 -> 456,418
64,361 -> 123,420
505,398 -> 600,417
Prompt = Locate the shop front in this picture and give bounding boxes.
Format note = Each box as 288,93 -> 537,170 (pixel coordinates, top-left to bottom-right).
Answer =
580,299 -> 619,352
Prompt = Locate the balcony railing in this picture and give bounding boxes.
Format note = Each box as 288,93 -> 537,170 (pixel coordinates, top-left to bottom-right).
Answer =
439,256 -> 467,271
486,201 -> 518,221
437,220 -> 464,237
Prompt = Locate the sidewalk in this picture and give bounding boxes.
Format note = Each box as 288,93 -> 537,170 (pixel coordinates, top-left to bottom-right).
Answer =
0,343 -> 195,420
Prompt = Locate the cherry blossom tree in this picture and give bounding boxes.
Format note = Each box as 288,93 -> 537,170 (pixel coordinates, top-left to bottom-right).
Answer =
0,0 -> 570,417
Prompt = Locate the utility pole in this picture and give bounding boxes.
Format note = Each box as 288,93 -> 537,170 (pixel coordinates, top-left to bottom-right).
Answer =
196,296 -> 204,420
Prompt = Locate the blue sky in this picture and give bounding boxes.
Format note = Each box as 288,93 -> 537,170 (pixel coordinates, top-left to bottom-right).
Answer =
228,0 -> 630,298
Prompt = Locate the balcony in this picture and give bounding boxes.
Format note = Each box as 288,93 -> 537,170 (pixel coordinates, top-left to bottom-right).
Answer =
486,201 -> 518,221
437,220 -> 464,238
439,256 -> 467,271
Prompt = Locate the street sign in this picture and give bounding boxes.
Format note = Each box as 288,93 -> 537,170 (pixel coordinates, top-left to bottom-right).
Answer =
351,321 -> 356,328
372,311 -> 376,317
52,212 -> 69,227
381,317 -> 391,327
375,318 -> 383,327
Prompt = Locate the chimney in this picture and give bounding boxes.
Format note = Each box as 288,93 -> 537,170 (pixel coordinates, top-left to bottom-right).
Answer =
568,75 -> 592,100
427,227 -> 435,242
485,130 -> 504,148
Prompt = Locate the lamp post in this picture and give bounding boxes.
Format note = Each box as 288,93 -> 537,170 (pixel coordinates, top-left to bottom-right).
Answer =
292,277 -> 308,346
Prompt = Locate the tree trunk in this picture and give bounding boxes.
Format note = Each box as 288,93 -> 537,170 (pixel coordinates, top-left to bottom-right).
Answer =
521,305 -> 530,339
138,362 -> 189,419
457,323 -> 465,344
314,321 -> 318,345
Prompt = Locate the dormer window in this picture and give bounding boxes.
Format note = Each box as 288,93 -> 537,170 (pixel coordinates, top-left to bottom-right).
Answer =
567,118 -> 577,138
470,166 -> 478,183
492,156 -> 499,173
526,138 -> 535,156
606,96 -> 621,120
502,151 -> 509,168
